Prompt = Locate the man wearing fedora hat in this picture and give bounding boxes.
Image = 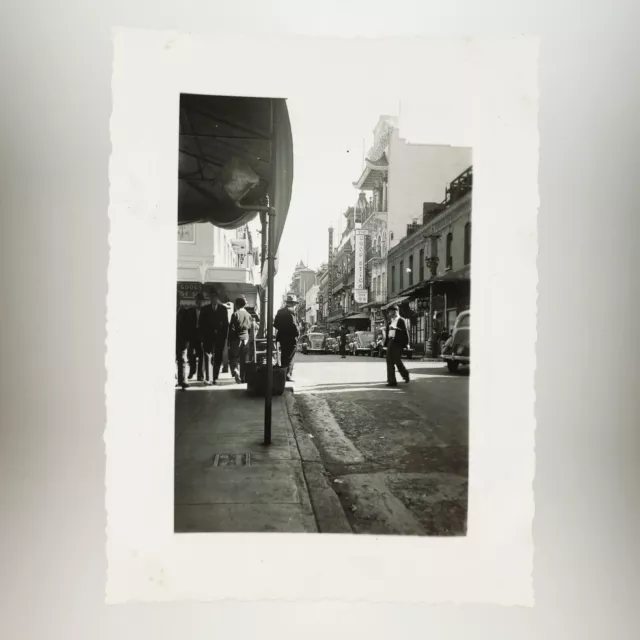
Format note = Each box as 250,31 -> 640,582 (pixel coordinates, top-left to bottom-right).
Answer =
185,291 -> 207,382
385,303 -> 410,387
274,293 -> 300,382
206,287 -> 230,384
228,296 -> 253,384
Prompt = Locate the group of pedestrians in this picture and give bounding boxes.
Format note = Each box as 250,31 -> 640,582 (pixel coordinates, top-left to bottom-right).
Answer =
175,288 -> 260,390
176,289 -> 411,389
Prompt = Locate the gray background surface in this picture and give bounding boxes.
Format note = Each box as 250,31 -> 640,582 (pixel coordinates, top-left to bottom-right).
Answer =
1,1 -> 638,638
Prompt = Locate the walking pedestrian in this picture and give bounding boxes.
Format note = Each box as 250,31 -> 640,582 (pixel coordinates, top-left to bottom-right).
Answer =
385,304 -> 410,387
205,288 -> 229,384
229,297 -> 253,383
186,292 -> 206,382
274,293 -> 299,382
339,323 -> 349,359
175,293 -> 190,390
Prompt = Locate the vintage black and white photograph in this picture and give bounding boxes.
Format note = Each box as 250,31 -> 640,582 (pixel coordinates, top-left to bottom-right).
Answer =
106,30 -> 536,604
174,92 -> 473,535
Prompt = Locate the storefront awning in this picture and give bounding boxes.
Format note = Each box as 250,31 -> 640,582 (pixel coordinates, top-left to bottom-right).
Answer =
345,313 -> 370,320
178,94 -> 293,254
432,265 -> 471,283
382,295 -> 410,310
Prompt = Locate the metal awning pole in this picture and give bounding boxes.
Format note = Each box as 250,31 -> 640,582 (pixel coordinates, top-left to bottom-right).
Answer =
264,207 -> 276,445
258,210 -> 268,339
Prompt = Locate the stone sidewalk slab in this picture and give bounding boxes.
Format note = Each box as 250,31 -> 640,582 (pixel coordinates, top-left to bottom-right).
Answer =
174,375 -> 318,533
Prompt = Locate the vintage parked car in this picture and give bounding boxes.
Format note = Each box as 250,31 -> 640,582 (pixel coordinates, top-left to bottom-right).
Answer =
300,331 -> 328,354
441,310 -> 470,373
325,337 -> 339,354
372,328 -> 414,359
349,331 -> 375,356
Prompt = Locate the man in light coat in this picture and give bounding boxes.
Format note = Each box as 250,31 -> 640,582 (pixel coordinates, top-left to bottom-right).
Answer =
385,304 -> 410,387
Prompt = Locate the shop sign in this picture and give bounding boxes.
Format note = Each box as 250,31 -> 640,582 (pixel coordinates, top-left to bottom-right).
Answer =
354,229 -> 366,290
328,228 -> 334,312
354,289 -> 368,304
178,282 -> 202,300
231,239 -> 248,255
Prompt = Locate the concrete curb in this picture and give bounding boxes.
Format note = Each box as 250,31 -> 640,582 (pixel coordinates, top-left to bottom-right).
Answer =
283,391 -> 352,534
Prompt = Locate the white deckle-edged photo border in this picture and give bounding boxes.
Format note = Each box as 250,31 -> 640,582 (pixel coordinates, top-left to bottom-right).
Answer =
106,28 -> 538,605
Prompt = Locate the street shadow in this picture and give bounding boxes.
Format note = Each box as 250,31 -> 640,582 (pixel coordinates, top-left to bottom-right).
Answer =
408,366 -> 470,378
295,380 -> 410,395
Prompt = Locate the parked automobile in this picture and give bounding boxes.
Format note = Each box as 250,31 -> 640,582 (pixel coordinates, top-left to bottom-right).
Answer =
441,310 -> 470,373
300,331 -> 328,354
349,331 -> 375,356
325,337 -> 339,354
372,328 -> 414,359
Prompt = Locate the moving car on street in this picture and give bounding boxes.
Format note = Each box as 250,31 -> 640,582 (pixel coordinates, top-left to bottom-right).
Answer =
300,331 -> 328,354
349,331 -> 375,356
372,328 -> 414,359
441,310 -> 470,373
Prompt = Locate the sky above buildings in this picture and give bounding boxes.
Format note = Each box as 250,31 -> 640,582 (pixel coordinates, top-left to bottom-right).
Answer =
273,93 -> 401,304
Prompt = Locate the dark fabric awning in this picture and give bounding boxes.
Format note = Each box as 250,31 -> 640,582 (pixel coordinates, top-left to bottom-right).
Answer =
432,265 -> 471,283
178,94 -> 293,254
345,313 -> 370,320
397,266 -> 472,300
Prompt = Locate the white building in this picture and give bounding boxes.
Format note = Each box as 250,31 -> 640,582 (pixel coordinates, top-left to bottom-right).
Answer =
353,116 -> 472,253
305,283 -> 320,327
177,218 -> 261,307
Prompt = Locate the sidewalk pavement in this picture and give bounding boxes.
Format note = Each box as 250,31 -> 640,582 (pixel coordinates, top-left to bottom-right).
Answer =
174,372 -> 350,534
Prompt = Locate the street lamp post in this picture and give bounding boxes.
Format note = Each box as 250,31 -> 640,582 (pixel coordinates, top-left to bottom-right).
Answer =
424,232 -> 440,357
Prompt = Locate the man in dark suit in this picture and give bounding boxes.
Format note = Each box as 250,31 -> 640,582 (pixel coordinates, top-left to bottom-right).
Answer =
274,293 -> 299,382
175,292 -> 190,390
186,292 -> 207,382
385,304 -> 410,387
339,323 -> 349,359
204,287 -> 230,384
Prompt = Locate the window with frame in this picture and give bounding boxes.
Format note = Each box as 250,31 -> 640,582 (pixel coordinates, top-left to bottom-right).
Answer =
446,232 -> 453,270
408,255 -> 414,286
399,260 -> 404,290
464,222 -> 471,265
419,248 -> 425,281
391,265 -> 396,293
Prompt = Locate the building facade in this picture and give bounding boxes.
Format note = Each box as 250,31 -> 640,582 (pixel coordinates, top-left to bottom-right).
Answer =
316,267 -> 329,326
177,220 -> 261,307
353,116 -> 472,252
281,260 -> 317,330
325,205 -> 372,332
305,283 -> 320,328
386,166 -> 473,352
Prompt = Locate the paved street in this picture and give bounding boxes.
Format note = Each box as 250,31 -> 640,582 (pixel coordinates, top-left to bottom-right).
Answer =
291,353 -> 469,535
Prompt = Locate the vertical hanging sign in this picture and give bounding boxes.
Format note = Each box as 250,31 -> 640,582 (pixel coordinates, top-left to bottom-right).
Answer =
328,227 -> 334,313
354,229 -> 368,304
